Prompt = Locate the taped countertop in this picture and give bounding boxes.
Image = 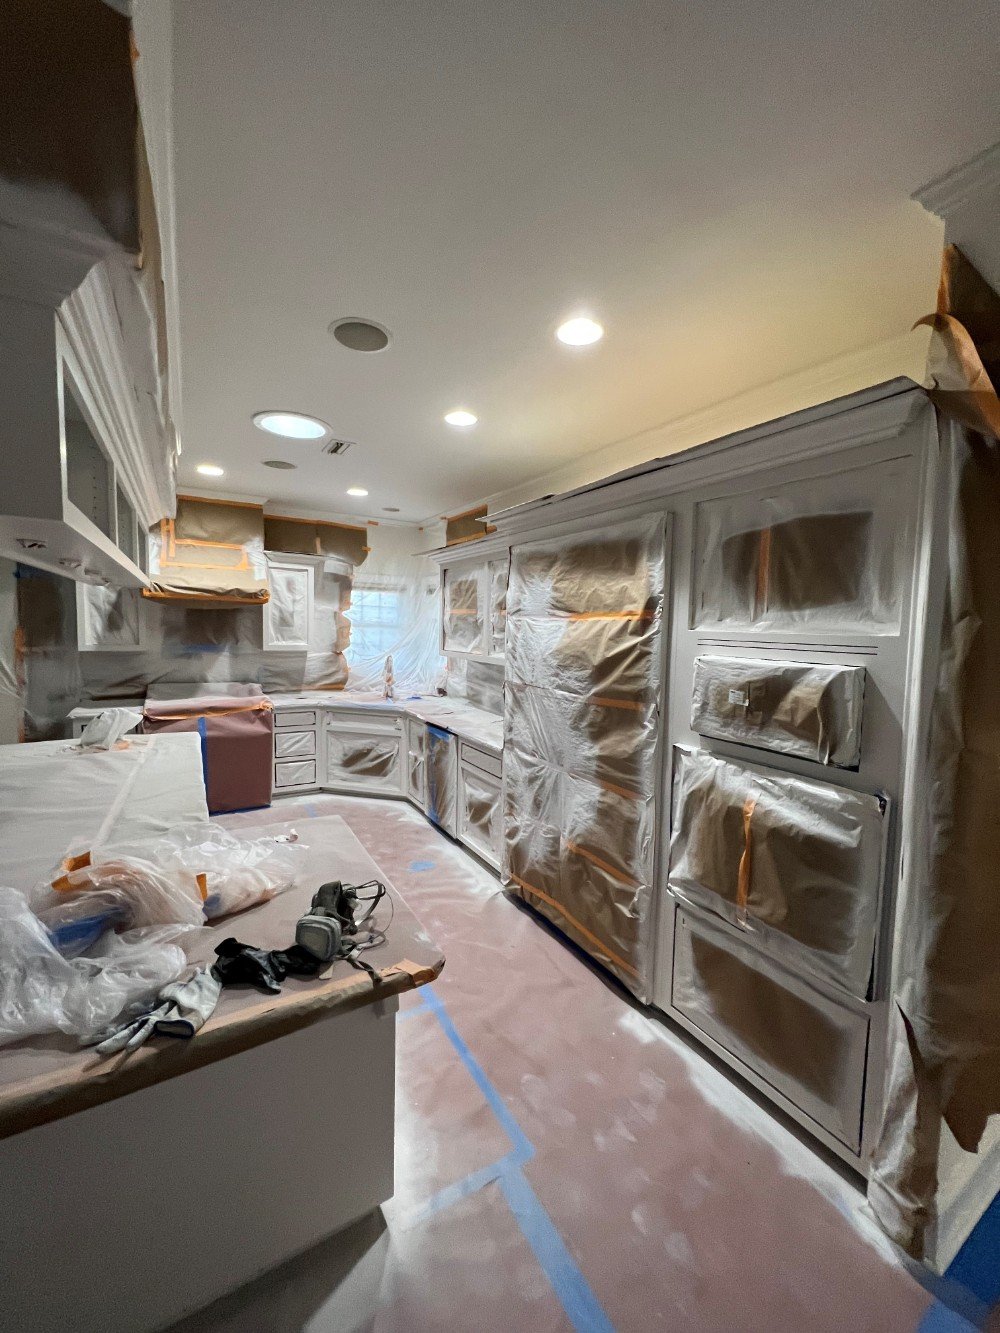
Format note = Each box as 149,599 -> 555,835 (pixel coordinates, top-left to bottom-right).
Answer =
0,815 -> 444,1140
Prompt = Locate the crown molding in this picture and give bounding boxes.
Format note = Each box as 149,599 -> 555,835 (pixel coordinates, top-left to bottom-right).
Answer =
913,140 -> 1000,219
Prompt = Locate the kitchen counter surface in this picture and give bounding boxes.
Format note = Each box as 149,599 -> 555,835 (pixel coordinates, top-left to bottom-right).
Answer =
268,692 -> 504,754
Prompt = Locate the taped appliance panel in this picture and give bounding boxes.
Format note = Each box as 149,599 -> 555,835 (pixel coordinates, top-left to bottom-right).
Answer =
668,748 -> 885,997
503,514 -> 665,1001
672,908 -> 869,1149
690,655 -> 865,767
692,455 -> 912,633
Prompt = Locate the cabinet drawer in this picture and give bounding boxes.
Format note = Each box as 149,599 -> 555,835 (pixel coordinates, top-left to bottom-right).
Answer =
325,711 -> 402,736
274,729 -> 316,759
275,709 -> 317,729
671,908 -> 868,1150
274,758 -> 317,788
459,739 -> 502,779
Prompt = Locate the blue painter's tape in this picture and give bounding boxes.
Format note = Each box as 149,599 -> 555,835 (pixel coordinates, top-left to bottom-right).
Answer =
947,1189 -> 1000,1309
499,1166 -> 615,1333
417,986 -> 614,1332
303,803 -> 320,819
917,1300 -> 978,1332
408,859 -> 436,872
421,986 -> 532,1161
196,715 -> 209,793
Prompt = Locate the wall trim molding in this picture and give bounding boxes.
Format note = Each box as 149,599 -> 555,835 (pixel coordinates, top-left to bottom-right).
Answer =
913,140 -> 1000,219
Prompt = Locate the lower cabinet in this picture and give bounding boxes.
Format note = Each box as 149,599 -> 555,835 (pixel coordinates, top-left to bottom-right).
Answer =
405,717 -> 427,806
272,707 -> 320,794
457,741 -> 503,870
324,711 -> 405,797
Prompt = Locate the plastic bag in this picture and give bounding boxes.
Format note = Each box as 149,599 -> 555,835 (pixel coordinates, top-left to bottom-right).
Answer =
163,825 -> 306,918
0,886 -> 191,1048
33,854 -> 207,958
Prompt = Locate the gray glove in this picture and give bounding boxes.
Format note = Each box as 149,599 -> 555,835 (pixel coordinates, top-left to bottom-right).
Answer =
86,968 -> 222,1055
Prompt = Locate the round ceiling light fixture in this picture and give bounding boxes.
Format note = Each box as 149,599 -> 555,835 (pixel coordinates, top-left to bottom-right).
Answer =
556,316 -> 604,346
196,463 -> 225,477
262,459 -> 297,470
346,486 -> 369,497
444,408 -> 478,428
253,411 -> 328,440
329,318 -> 391,353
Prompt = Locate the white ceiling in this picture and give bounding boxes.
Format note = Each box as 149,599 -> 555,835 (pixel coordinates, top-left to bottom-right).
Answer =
169,0 -> 999,522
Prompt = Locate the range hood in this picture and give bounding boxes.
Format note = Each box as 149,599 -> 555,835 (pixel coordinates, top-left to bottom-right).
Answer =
143,495 -> 269,604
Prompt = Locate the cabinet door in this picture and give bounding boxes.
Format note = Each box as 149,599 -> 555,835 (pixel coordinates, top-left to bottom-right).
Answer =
406,719 -> 427,805
264,560 -> 313,651
76,583 -> 144,651
459,759 -> 502,870
325,724 -> 404,795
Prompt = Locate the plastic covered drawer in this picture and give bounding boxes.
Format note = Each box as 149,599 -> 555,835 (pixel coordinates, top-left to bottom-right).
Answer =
672,908 -> 869,1150
274,710 -> 317,729
669,748 -> 886,997
274,758 -> 317,788
690,656 -> 865,767
274,730 -> 316,759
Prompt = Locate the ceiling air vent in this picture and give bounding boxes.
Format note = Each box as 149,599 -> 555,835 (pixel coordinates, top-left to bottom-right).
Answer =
322,439 -> 354,456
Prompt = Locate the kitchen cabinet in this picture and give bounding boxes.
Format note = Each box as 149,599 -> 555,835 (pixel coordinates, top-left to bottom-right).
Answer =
271,705 -> 320,793
324,710 -> 404,797
405,716 -> 427,807
457,741 -> 502,870
263,557 -> 314,651
76,583 -> 146,652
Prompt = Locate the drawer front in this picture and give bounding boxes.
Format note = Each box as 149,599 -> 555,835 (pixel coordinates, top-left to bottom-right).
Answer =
274,729 -> 316,759
671,908 -> 869,1150
325,711 -> 402,737
459,739 -> 502,779
275,709 -> 317,729
274,758 -> 317,789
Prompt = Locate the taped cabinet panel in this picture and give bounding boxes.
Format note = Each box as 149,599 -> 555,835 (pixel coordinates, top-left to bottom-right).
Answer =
691,656 -> 865,767
503,516 -> 665,1000
443,566 -> 484,654
669,749 -> 885,997
326,734 -> 400,788
672,909 -> 869,1149
692,456 -> 912,633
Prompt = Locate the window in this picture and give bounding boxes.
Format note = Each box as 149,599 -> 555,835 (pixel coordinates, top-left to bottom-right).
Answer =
347,581 -> 404,660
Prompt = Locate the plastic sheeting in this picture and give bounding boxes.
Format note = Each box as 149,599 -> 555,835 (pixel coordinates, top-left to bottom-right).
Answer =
326,731 -> 402,790
692,456 -> 910,633
870,414 -> 1000,1258
460,764 -> 502,863
672,908 -> 869,1150
489,557 -> 508,656
690,655 -> 866,768
442,565 -> 483,653
426,726 -> 458,836
668,748 -> 885,998
503,515 -> 665,1002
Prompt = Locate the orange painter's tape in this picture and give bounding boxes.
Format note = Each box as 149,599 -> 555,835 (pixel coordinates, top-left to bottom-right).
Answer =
737,796 -> 756,926
511,874 -> 638,979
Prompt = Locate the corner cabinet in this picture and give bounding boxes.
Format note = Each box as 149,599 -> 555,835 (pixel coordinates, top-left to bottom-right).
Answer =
263,556 -> 314,651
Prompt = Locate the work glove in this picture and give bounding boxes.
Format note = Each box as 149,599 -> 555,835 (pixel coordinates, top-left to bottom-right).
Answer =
211,937 -> 287,993
85,968 -> 222,1055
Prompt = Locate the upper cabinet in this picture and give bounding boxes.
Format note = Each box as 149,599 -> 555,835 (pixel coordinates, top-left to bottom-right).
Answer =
440,549 -> 509,662
263,557 -> 314,651
0,5 -> 178,588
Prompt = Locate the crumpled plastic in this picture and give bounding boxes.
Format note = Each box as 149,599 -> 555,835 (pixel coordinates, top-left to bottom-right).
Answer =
33,826 -> 306,955
76,707 -> 143,750
0,886 -> 192,1048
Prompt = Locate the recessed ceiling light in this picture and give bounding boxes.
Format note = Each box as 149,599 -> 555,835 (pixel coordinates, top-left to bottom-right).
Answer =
196,463 -> 225,477
329,318 -> 391,352
262,459 -> 297,470
253,411 -> 328,440
347,487 -> 369,497
556,316 -> 604,346
444,409 -> 478,427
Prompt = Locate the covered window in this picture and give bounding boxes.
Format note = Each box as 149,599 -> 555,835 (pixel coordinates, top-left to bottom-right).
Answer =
347,581 -> 404,661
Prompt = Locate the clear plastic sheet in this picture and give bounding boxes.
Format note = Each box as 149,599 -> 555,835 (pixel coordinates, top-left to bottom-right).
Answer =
503,515 -> 665,1002
691,655 -> 866,768
326,732 -> 402,787
672,908 -> 869,1150
461,765 -> 502,861
77,583 -> 143,649
488,556 -> 508,655
668,748 -> 885,998
0,886 -> 190,1048
426,726 -> 457,836
442,564 -> 484,654
692,457 -> 910,633
870,416 -> 1000,1258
